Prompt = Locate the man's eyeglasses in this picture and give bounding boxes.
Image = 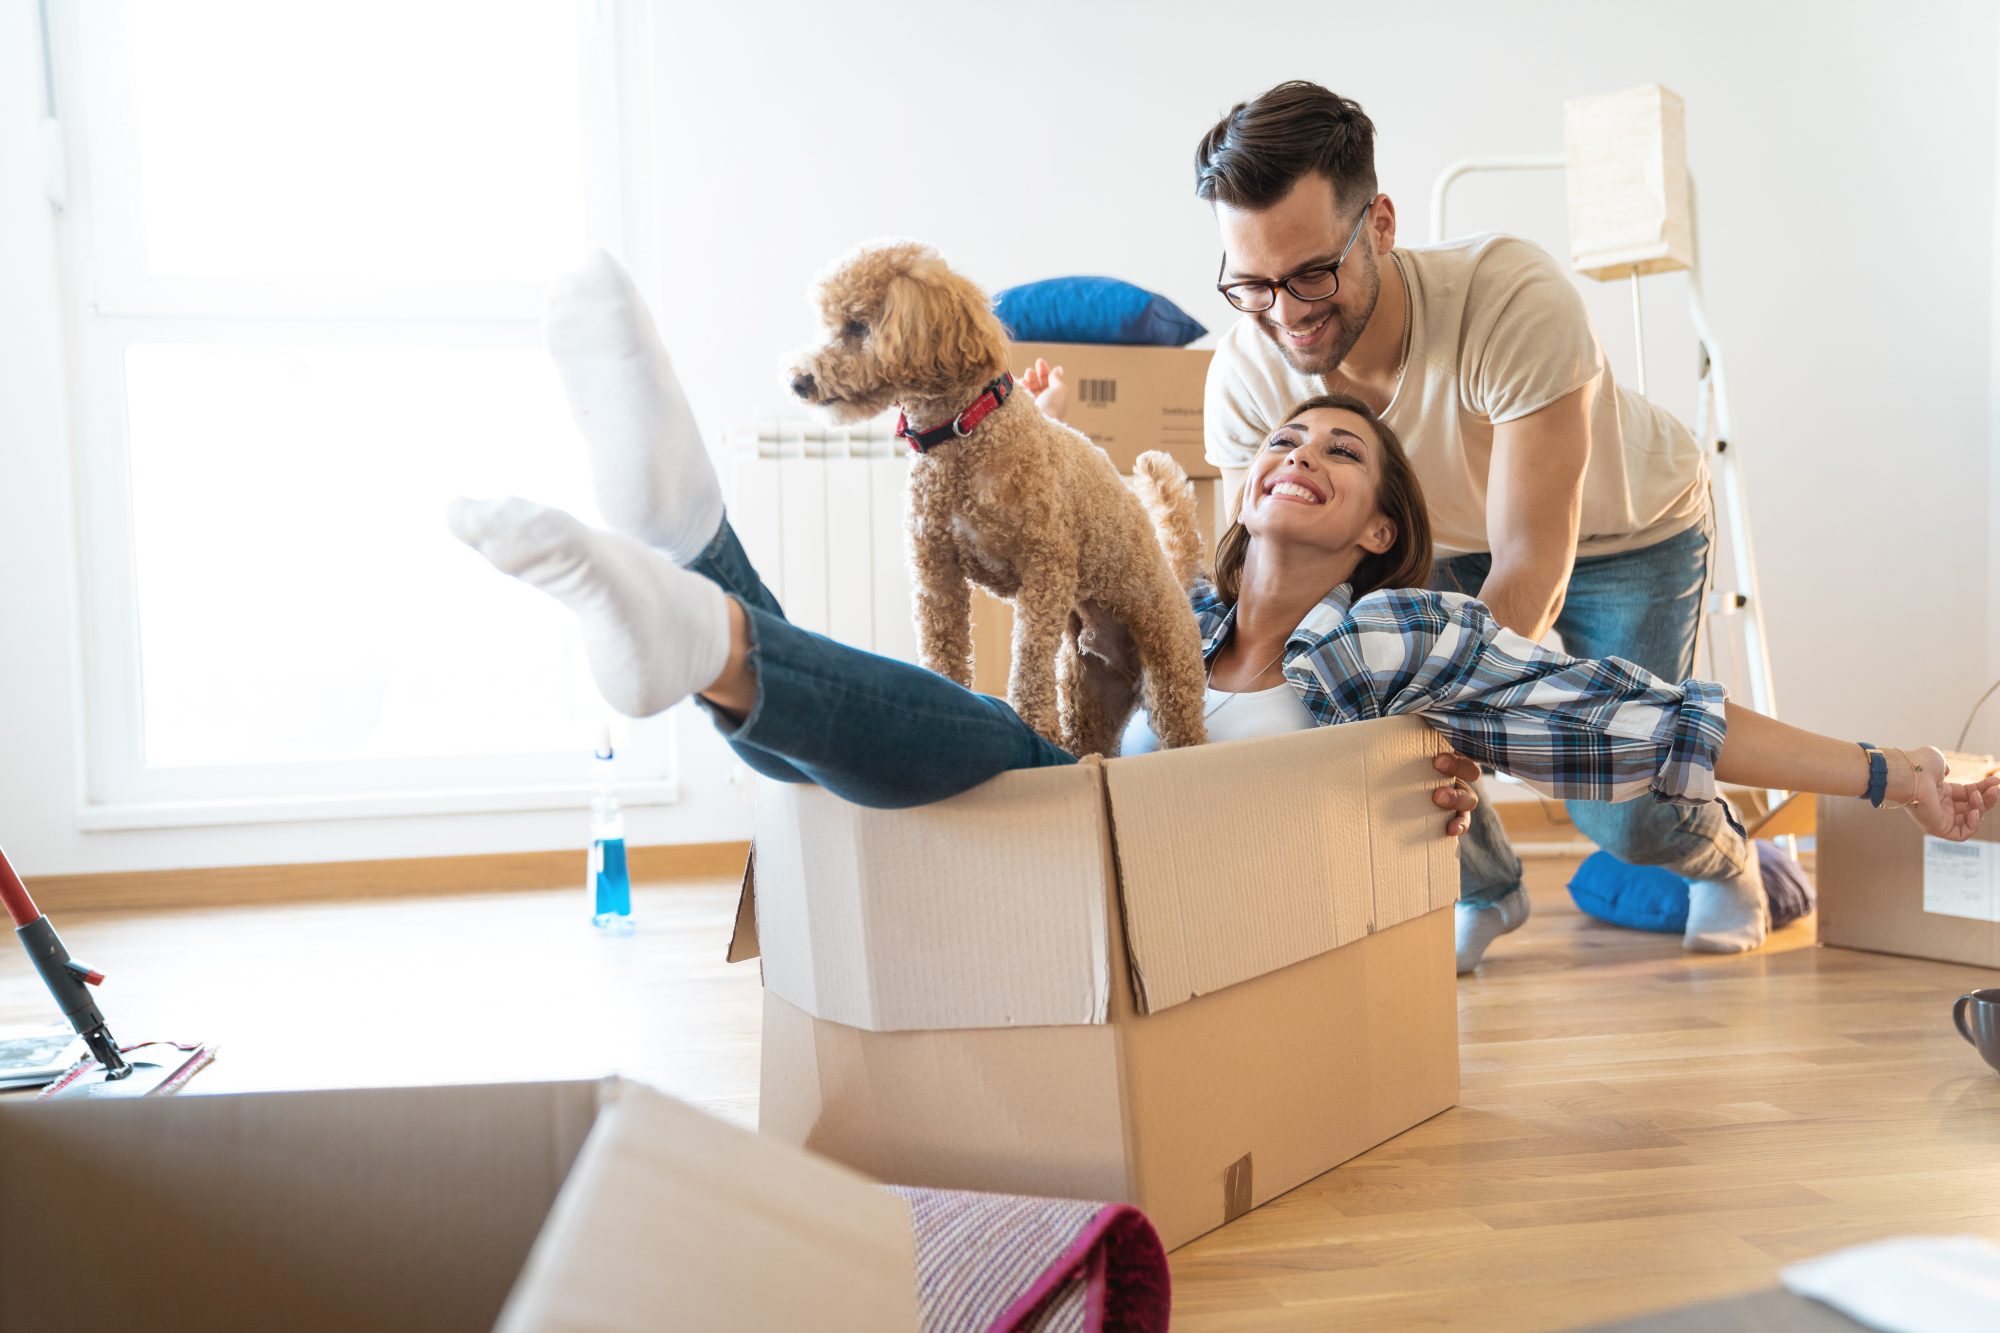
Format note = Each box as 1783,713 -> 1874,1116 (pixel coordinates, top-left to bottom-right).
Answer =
1216,200 -> 1375,314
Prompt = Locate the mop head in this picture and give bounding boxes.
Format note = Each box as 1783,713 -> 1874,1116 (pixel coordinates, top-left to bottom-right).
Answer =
38,1040 -> 217,1100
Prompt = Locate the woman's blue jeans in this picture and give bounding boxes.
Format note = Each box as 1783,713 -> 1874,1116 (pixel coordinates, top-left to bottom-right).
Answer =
1431,516 -> 1750,904
687,516 -> 1075,807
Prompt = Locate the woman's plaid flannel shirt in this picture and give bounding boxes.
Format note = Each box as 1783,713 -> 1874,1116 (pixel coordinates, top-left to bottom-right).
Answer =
1189,580 -> 1729,805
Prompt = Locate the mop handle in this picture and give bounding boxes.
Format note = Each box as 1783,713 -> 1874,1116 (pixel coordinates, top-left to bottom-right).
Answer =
0,843 -> 38,928
3,841 -> 125,1075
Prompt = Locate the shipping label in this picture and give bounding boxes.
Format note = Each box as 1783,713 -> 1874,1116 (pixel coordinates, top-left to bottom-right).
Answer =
1923,837 -> 2000,922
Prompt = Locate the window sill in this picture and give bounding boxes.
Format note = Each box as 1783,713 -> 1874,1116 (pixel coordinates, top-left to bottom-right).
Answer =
75,781 -> 681,832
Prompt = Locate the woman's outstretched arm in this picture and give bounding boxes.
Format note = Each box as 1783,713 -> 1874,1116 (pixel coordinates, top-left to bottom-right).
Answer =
1304,588 -> 1998,841
1714,704 -> 1997,840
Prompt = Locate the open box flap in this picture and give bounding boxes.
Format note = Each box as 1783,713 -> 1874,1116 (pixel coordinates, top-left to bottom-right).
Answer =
726,845 -> 759,963
498,1080 -> 917,1333
750,762 -> 1114,1032
1103,716 -> 1455,1014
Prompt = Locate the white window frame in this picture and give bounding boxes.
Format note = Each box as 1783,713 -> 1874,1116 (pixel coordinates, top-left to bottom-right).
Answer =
47,0 -> 680,830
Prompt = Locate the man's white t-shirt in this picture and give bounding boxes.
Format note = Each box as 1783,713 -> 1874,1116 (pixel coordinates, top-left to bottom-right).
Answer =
1204,233 -> 1708,559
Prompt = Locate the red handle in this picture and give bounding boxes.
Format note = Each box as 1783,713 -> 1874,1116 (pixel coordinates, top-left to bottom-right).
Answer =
0,843 -> 40,928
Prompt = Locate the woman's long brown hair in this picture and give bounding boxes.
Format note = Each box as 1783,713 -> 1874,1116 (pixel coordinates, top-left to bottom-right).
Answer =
1211,392 -> 1434,605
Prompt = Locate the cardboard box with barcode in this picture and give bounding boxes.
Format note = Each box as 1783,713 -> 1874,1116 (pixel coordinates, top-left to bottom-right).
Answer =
729,714 -> 1460,1250
0,1078 -> 916,1333
1816,753 -> 2000,968
1009,340 -> 1215,479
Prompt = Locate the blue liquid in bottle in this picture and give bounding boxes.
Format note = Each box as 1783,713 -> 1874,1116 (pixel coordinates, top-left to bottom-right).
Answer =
590,832 -> 632,925
589,732 -> 635,934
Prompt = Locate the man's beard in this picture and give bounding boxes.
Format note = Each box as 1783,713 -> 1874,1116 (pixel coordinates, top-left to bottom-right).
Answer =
1258,248 -> 1381,378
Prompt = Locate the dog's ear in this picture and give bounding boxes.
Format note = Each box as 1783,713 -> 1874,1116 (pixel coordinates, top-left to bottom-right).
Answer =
875,259 -> 1010,398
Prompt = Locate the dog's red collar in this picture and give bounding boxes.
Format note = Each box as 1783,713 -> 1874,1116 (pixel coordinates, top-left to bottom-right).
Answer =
896,373 -> 1014,454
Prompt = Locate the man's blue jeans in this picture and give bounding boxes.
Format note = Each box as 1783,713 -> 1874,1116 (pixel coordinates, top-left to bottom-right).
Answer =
687,516 -> 1075,807
1431,517 -> 1749,904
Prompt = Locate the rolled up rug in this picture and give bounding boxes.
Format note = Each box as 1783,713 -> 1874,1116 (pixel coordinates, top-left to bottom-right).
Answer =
890,1186 -> 1171,1333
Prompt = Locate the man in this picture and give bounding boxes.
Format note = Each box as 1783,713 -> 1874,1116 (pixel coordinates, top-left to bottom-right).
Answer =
1196,81 -> 1762,972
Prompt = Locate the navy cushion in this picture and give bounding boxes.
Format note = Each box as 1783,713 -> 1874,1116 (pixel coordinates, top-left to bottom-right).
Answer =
1566,839 -> 1816,934
993,277 -> 1207,347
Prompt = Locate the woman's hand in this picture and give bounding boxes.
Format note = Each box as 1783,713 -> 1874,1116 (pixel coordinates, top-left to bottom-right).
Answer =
1897,746 -> 2000,840
1020,357 -> 1070,423
1434,752 -> 1480,837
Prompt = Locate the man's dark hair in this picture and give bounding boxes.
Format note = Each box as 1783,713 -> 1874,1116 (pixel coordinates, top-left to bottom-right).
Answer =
1194,81 -> 1378,211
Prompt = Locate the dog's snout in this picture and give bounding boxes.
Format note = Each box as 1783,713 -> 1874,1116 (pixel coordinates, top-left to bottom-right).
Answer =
790,372 -> 817,401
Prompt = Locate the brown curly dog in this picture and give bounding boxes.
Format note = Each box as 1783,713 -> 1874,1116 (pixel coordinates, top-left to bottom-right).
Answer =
785,239 -> 1208,756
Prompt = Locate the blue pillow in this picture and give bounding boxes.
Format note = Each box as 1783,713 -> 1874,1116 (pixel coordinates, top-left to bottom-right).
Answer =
993,277 -> 1207,347
1566,840 -> 1815,934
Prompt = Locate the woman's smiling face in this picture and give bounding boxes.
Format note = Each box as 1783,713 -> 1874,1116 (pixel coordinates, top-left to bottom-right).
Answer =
1240,404 -> 1397,560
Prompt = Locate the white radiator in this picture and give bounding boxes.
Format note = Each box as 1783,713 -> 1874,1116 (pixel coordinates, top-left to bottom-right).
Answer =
725,414 -> 923,666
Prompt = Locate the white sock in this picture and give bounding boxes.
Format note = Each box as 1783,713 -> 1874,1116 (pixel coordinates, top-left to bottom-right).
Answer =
1455,886 -> 1531,975
447,496 -> 730,718
1684,862 -> 1769,954
545,249 -> 724,564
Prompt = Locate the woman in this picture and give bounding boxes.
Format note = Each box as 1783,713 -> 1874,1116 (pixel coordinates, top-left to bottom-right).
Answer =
450,255 -> 1997,964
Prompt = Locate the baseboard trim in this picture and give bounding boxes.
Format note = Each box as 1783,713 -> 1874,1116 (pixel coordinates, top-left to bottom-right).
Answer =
26,841 -> 753,915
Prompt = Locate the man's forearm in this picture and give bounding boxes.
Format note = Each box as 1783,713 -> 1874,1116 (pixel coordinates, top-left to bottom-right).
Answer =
1478,383 -> 1592,643
1473,558 -> 1568,641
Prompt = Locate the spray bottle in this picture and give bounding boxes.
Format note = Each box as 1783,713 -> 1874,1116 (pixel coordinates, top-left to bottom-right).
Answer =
588,727 -> 634,933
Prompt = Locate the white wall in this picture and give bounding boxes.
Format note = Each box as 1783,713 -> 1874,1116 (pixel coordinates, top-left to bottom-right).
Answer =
3,0 -> 1997,874
1990,15 -> 2000,755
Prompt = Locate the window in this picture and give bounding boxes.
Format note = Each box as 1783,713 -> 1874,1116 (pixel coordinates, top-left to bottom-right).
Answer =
50,0 -> 674,825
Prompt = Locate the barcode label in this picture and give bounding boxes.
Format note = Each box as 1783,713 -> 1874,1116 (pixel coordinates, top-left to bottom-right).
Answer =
1079,378 -> 1116,405
1924,837 -> 2000,921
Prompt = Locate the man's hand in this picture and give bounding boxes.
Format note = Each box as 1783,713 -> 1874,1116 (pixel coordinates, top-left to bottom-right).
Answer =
1020,358 -> 1069,423
1478,380 -> 1593,640
1434,751 -> 1480,836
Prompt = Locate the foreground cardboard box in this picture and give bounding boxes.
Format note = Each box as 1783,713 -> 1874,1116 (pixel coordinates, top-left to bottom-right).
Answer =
1009,340 -> 1216,478
1816,755 -> 2000,968
0,1079 -> 916,1333
966,475 -> 1226,698
731,715 -> 1461,1249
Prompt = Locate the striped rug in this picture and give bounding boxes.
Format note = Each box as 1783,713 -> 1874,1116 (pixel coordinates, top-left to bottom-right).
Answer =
891,1186 -> 1170,1332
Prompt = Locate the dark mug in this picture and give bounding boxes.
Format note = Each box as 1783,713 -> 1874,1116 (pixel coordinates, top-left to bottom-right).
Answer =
1952,989 -> 2000,1074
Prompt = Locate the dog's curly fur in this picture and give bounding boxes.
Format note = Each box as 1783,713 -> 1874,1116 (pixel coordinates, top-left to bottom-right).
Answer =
786,240 -> 1208,755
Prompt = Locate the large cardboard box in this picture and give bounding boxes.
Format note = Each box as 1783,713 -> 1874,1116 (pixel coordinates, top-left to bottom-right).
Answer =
0,1078 -> 917,1333
730,716 -> 1461,1249
1009,340 -> 1216,478
1816,755 -> 2000,968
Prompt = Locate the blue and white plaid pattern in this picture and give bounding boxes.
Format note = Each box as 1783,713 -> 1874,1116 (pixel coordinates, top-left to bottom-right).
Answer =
1190,580 -> 1729,805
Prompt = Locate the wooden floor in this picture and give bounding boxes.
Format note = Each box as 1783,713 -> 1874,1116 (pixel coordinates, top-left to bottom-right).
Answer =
6,859 -> 2000,1330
